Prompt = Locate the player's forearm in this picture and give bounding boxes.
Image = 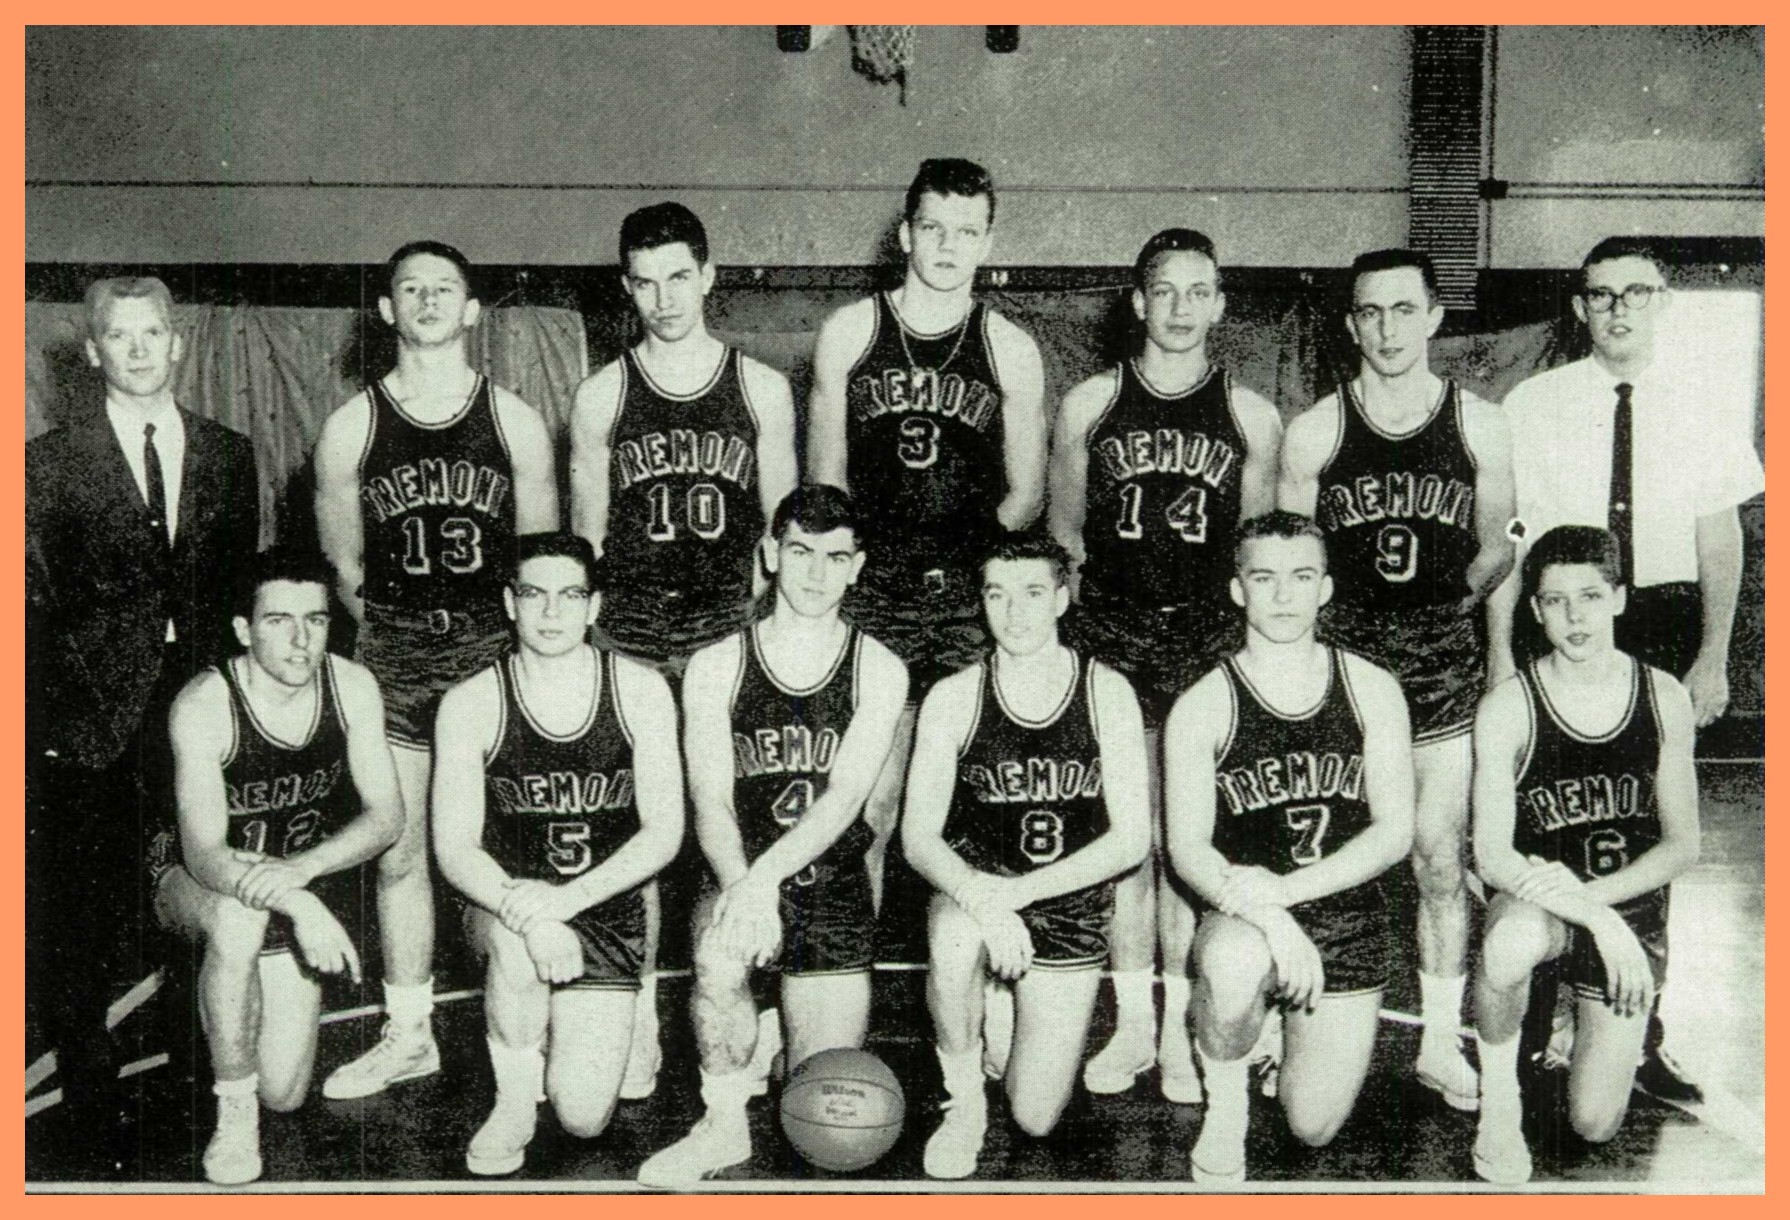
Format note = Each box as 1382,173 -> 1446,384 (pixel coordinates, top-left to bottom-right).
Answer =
437,843 -> 518,914
1485,572 -> 1519,680
1274,821 -> 1408,907
1696,511 -> 1744,659
1464,537 -> 1517,607
996,486 -> 1043,533
1581,836 -> 1699,910
747,793 -> 864,887
1009,825 -> 1148,908
550,823 -> 682,919
183,842 -> 259,900
903,833 -> 984,904
288,807 -> 402,882
692,797 -> 753,888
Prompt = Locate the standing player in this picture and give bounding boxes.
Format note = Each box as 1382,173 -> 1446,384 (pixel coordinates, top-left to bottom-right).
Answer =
1050,228 -> 1282,1101
637,485 -> 908,1187
158,549 -> 404,1184
902,535 -> 1150,1180
432,533 -> 683,1176
1469,525 -> 1700,1184
1278,249 -> 1515,1107
314,240 -> 560,1099
1165,511 -> 1415,1184
808,158 -> 1048,907
569,201 -> 799,1097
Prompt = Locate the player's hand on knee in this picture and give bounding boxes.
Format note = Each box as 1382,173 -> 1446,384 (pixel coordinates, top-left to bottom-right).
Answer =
1684,653 -> 1730,728
286,893 -> 362,983
1590,915 -> 1652,1018
1260,910 -> 1323,1012
233,855 -> 311,911
1216,865 -> 1289,915
499,878 -> 565,936
980,910 -> 1034,980
524,920 -> 584,985
1513,857 -> 1585,906
955,871 -> 1019,918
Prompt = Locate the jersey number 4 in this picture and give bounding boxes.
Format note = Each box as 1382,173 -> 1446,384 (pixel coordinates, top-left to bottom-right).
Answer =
1116,484 -> 1208,543
402,516 -> 483,575
647,482 -> 727,542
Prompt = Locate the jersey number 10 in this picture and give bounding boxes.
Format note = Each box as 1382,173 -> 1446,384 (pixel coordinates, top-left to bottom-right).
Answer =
647,482 -> 727,542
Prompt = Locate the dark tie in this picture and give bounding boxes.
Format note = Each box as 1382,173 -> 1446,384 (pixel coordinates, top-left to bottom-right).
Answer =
1609,383 -> 1635,586
144,421 -> 170,548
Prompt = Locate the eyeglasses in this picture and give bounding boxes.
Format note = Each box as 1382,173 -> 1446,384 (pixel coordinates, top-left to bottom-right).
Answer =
1580,284 -> 1663,313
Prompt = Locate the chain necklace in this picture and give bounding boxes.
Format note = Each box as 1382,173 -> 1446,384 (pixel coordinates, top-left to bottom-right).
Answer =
892,291 -> 973,376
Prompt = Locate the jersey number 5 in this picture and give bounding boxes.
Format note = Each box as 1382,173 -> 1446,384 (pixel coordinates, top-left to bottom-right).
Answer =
546,822 -> 593,876
402,516 -> 483,575
1116,484 -> 1208,543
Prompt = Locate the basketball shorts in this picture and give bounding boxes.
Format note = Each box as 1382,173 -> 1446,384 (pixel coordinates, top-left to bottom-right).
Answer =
844,561 -> 986,695
1068,592 -> 1241,727
776,855 -> 877,976
1196,887 -> 1389,995
562,889 -> 649,991
1561,893 -> 1670,1005
598,584 -> 761,669
151,843 -> 362,960
1321,600 -> 1483,745
360,601 -> 512,749
1020,881 -> 1115,970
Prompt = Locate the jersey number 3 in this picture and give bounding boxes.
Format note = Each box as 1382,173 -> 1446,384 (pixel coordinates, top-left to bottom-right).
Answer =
898,417 -> 940,470
1117,484 -> 1208,543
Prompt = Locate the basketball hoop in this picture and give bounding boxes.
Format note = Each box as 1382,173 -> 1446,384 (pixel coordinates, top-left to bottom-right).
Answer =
850,25 -> 915,103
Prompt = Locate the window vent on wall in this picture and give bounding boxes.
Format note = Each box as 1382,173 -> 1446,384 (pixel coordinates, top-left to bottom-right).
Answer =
1408,26 -> 1490,311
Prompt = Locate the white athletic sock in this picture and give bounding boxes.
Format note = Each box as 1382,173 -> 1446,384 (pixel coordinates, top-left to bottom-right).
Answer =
1200,1044 -> 1249,1130
384,979 -> 435,1032
1476,1031 -> 1521,1119
488,1038 -> 545,1105
1161,976 -> 1193,1037
1113,970 -> 1156,1040
937,1044 -> 986,1110
1419,971 -> 1466,1052
698,1066 -> 756,1130
213,1073 -> 259,1100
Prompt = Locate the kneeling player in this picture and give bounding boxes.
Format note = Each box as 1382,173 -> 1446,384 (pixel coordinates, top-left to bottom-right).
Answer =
1469,526 -> 1700,1185
159,549 -> 404,1185
1165,511 -> 1414,1184
903,534 -> 1151,1180
636,485 -> 908,1187
433,533 -> 683,1175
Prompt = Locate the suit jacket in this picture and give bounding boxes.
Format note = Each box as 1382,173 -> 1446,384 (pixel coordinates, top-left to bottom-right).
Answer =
26,408 -> 261,769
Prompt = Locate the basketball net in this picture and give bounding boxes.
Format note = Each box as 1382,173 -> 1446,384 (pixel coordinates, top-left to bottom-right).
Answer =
850,25 -> 914,104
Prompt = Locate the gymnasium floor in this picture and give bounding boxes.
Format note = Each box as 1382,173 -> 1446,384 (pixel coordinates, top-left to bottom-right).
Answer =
25,761 -> 1765,1193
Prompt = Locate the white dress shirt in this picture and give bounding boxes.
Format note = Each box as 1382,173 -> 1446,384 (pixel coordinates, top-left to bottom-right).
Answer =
105,395 -> 185,640
1503,354 -> 1764,588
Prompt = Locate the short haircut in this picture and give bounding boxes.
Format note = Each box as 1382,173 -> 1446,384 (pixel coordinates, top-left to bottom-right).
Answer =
234,547 -> 336,620
619,201 -> 709,266
385,240 -> 477,299
904,158 -> 997,226
1133,228 -> 1221,292
1580,237 -> 1668,289
771,483 -> 863,547
84,276 -> 175,341
1350,248 -> 1440,302
515,531 -> 597,590
982,530 -> 1071,587
1233,510 -> 1328,572
1522,524 -> 1623,593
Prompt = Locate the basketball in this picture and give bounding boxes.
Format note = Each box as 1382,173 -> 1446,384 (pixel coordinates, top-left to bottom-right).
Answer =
779,1048 -> 906,1172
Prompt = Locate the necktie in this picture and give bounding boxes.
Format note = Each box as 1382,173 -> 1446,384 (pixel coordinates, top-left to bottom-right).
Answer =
144,421 -> 171,548
1609,383 -> 1634,586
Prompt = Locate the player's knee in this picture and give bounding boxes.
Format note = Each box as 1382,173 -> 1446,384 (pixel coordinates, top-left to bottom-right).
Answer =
692,932 -> 750,995
550,1085 -> 616,1139
1285,1100 -> 1347,1148
1569,1096 -> 1628,1145
1481,904 -> 1552,990
259,1074 -> 309,1114
1196,919 -> 1272,998
1008,1090 -> 1067,1139
377,832 -> 427,882
1411,838 -> 1465,897
207,898 -> 271,962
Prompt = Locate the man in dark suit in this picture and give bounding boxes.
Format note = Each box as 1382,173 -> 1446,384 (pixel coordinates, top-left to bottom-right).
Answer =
26,276 -> 261,1173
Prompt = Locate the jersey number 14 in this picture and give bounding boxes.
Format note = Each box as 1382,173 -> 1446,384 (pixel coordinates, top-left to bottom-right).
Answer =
1116,484 -> 1208,543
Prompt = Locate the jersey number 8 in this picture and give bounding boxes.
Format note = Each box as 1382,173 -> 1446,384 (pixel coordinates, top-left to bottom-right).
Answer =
1019,809 -> 1065,865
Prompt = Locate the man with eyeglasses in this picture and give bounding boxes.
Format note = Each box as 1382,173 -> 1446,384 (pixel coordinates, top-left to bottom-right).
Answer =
1494,237 -> 1763,1106
1280,248 -> 1516,1113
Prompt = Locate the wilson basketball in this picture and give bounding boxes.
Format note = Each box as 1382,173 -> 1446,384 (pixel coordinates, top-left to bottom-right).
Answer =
779,1048 -> 906,1172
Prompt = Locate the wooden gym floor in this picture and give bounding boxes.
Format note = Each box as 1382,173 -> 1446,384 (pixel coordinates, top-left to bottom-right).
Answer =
25,761 -> 1764,1192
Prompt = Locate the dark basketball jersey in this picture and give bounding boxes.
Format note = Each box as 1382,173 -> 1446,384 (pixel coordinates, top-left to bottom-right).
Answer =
358,375 -> 516,609
729,624 -> 874,886
1081,362 -> 1250,609
945,652 -> 1107,878
602,348 -> 764,604
1514,658 -> 1666,926
220,655 -> 358,861
1316,381 -> 1478,611
1212,649 -> 1378,913
845,293 -> 1007,568
482,649 -> 641,886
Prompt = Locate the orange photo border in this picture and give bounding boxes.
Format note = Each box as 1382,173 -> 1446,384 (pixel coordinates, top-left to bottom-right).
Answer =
7,2 -> 1778,1214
